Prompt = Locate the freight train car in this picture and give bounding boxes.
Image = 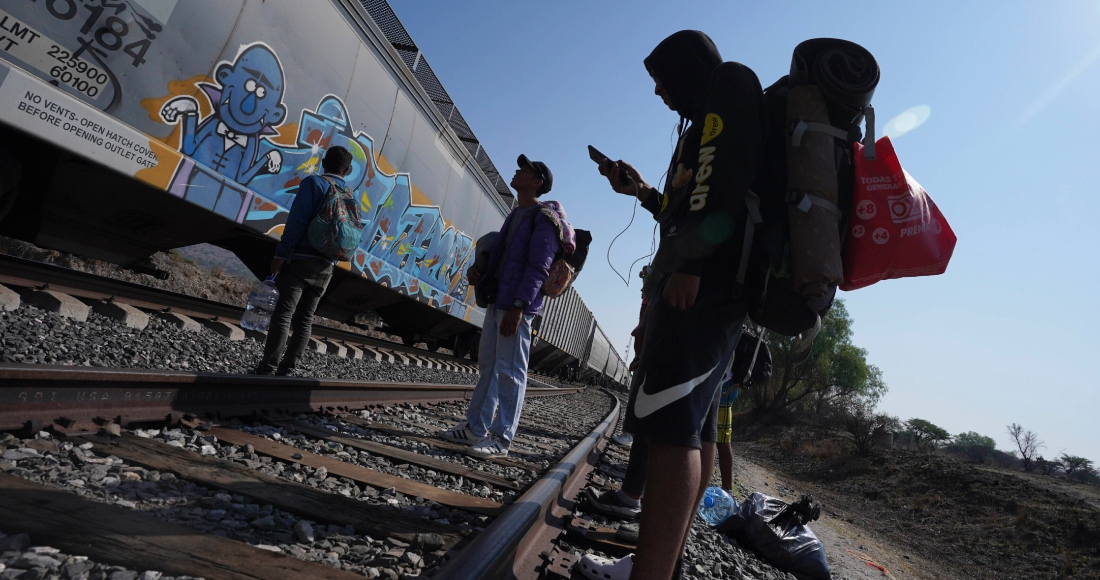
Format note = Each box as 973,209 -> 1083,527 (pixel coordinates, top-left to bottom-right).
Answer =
0,0 -> 627,383
529,288 -> 629,387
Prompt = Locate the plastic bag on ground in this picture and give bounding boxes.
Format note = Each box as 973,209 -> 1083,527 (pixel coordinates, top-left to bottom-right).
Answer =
717,492 -> 831,580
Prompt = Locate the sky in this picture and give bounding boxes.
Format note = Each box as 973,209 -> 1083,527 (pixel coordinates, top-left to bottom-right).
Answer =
386,1 -> 1100,463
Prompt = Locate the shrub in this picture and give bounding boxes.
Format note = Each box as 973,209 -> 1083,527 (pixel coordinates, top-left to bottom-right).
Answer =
837,400 -> 899,456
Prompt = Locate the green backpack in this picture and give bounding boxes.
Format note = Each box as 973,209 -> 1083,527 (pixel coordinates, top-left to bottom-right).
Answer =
306,176 -> 363,261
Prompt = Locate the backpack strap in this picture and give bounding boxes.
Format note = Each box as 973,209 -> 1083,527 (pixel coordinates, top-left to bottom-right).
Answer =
787,191 -> 843,217
791,106 -> 877,160
319,174 -> 350,196
741,330 -> 765,385
735,191 -> 764,288
790,120 -> 850,146
318,175 -> 338,199
786,122 -> 847,217
528,205 -> 567,254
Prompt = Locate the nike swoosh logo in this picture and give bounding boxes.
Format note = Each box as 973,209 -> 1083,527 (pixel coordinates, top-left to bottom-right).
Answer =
633,364 -> 719,419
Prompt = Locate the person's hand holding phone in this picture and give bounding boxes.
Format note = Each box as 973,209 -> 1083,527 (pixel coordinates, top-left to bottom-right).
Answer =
589,145 -> 649,200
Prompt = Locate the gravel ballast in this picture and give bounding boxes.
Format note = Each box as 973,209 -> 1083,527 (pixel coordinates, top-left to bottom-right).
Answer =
0,304 -> 473,385
0,531 -> 202,580
0,288 -> 800,576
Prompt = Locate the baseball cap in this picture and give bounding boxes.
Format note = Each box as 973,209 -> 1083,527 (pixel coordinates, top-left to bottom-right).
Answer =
517,154 -> 553,195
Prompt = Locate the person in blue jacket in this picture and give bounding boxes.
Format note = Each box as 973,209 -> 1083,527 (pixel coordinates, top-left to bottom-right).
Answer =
253,146 -> 353,376
440,155 -> 563,459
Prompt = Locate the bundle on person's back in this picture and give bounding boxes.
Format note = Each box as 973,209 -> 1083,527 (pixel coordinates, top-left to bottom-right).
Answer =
740,39 -> 956,350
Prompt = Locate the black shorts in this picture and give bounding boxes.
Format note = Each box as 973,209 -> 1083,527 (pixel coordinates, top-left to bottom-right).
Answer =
623,277 -> 746,448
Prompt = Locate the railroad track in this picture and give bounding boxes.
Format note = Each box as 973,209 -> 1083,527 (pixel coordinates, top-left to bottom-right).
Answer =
0,365 -> 623,579
0,253 -> 573,385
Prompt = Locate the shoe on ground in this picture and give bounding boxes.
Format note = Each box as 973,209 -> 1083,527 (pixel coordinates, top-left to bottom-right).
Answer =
582,486 -> 641,520
576,553 -> 633,580
611,433 -> 633,447
252,366 -> 275,376
440,422 -> 478,445
614,521 -> 639,543
467,434 -> 508,459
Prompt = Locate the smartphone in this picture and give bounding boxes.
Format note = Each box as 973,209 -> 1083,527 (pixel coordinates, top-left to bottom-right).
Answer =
587,145 -> 609,164
588,145 -> 634,183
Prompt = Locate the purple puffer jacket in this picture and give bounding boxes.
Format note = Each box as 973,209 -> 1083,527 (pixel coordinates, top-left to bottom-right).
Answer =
478,202 -> 568,315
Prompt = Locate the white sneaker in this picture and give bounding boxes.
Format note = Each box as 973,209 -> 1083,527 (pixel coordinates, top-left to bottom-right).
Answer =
467,434 -> 509,459
440,422 -> 478,445
576,553 -> 633,580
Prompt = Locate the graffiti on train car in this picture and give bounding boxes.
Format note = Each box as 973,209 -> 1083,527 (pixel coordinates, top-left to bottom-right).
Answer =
158,43 -> 286,223
152,43 -> 476,318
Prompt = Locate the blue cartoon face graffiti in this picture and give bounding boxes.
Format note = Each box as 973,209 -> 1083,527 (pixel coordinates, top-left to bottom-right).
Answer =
212,45 -> 286,135
159,43 -> 287,222
155,43 -> 478,320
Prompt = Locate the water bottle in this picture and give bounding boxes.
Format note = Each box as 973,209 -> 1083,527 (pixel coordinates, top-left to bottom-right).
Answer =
240,276 -> 279,332
697,486 -> 735,526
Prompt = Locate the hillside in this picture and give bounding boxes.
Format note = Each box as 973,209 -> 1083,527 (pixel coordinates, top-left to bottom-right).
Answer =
731,423 -> 1100,579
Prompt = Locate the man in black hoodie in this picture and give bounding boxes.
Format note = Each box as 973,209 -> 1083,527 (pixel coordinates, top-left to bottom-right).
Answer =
585,31 -> 766,580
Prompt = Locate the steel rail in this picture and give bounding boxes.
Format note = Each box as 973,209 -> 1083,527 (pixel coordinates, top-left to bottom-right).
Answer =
0,253 -> 472,365
0,364 -> 579,431
434,389 -> 620,579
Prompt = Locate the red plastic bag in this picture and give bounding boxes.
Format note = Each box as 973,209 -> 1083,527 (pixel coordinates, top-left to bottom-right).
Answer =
841,137 -> 956,291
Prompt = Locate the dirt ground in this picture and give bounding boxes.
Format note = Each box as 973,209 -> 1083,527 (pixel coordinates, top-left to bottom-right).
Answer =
725,452 -> 944,580
729,427 -> 1100,579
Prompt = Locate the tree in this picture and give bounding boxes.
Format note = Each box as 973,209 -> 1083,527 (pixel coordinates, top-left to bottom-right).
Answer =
1059,454 -> 1096,481
748,301 -> 887,415
1036,455 -> 1063,476
905,418 -> 951,448
951,431 -> 997,462
1007,423 -> 1044,473
838,399 -> 899,456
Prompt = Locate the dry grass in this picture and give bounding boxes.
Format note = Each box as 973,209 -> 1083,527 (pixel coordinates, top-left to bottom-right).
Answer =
797,439 -> 846,461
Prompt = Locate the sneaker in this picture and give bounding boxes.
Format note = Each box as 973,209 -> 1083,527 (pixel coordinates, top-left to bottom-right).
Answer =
611,433 -> 633,447
614,521 -> 639,543
440,422 -> 478,445
467,435 -> 508,459
582,486 -> 641,520
576,553 -> 633,580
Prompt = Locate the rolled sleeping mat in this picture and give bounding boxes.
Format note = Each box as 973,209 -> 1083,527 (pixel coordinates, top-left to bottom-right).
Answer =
790,38 -> 879,126
786,85 -> 844,298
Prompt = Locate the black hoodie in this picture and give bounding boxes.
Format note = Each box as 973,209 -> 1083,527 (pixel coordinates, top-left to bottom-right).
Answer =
640,31 -> 767,281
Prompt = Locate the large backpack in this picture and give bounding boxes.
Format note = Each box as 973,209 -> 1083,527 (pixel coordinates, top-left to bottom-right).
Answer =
530,205 -> 592,298
743,39 -> 880,343
306,176 -> 364,261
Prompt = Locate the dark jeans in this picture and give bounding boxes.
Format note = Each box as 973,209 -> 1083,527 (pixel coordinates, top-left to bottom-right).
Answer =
256,256 -> 334,374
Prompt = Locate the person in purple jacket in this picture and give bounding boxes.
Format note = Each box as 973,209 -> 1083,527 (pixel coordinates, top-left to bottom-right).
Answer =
253,146 -> 353,376
440,154 -> 564,459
